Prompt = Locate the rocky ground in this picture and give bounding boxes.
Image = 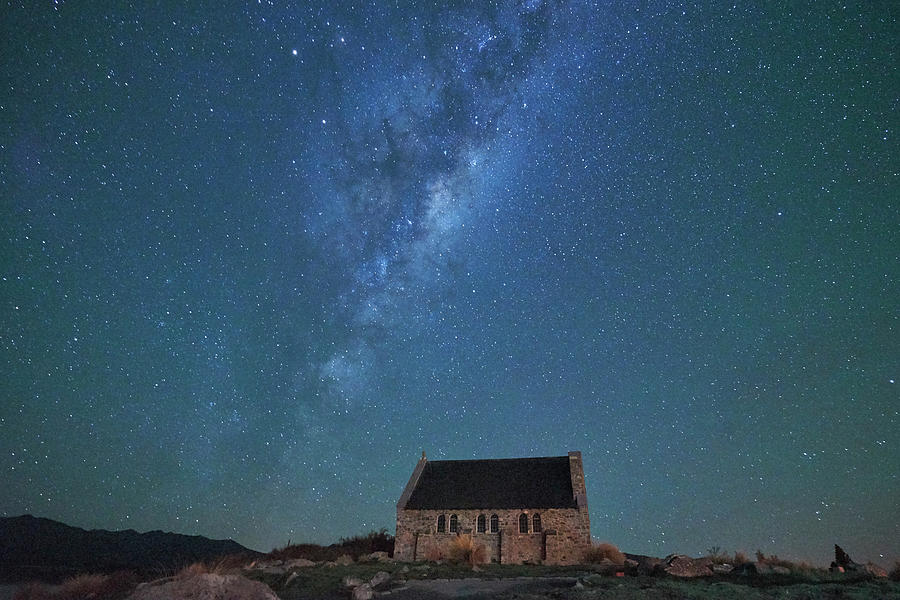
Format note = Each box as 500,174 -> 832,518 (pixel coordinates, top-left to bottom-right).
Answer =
6,548 -> 898,599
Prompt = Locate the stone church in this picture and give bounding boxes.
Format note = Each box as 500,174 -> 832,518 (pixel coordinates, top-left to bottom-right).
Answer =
395,451 -> 591,565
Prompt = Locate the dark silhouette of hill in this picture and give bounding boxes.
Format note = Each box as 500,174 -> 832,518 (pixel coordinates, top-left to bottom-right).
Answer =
0,514 -> 262,582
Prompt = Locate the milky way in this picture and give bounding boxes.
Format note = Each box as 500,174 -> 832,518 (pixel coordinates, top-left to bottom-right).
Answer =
1,2 -> 897,565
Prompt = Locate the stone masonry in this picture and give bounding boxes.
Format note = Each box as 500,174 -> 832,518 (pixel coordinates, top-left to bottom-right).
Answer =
395,452 -> 591,565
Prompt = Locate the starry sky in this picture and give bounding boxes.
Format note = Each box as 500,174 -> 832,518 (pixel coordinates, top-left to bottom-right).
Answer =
1,1 -> 897,567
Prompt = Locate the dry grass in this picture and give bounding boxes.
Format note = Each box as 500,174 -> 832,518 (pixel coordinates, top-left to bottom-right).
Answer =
176,555 -> 242,578
423,543 -> 445,562
733,551 -> 748,565
754,551 -> 818,574
583,542 -> 625,565
14,571 -> 139,600
446,534 -> 487,566
706,546 -> 731,565
268,529 -> 394,562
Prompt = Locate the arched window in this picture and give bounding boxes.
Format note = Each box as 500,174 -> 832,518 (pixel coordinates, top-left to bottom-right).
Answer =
518,513 -> 528,533
437,514 -> 446,533
533,513 -> 542,533
490,514 -> 499,533
477,514 -> 486,533
449,514 -> 458,533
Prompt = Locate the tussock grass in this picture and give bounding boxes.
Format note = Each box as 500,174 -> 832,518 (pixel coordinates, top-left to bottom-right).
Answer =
584,542 -> 625,565
13,571 -> 139,600
423,543 -> 444,562
446,534 -> 487,566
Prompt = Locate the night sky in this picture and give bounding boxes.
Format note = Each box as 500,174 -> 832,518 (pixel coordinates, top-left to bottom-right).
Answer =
1,1 -> 897,567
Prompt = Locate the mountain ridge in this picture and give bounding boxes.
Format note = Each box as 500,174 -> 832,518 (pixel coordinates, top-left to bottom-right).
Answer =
0,514 -> 262,582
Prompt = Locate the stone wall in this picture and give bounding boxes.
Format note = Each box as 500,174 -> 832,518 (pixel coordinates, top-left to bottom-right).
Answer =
395,506 -> 590,565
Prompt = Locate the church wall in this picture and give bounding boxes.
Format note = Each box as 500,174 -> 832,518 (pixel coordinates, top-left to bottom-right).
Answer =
395,507 -> 590,565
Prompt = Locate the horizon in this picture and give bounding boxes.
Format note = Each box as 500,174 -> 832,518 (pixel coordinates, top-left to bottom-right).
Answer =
2,1 -> 896,572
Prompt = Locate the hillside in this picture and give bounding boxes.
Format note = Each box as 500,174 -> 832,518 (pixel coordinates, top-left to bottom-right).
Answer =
0,515 -> 260,582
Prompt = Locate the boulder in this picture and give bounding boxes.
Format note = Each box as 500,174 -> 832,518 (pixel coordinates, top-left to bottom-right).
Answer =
589,558 -> 623,575
287,558 -> 316,568
663,554 -> 714,578
127,574 -> 278,600
366,551 -> 392,562
352,583 -> 374,600
864,563 -> 888,578
831,545 -> 871,573
343,576 -> 364,588
626,553 -> 662,575
335,553 -> 354,566
711,563 -> 733,574
369,571 -> 391,589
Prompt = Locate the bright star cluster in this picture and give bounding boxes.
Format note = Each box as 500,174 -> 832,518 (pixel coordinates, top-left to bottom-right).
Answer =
1,2 -> 897,565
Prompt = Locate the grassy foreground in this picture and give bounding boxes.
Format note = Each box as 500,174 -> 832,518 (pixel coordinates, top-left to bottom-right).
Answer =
244,561 -> 900,600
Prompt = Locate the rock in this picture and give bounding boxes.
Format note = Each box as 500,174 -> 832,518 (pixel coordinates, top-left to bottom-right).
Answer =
127,574 -> 278,600
831,545 -> 869,573
343,576 -> 364,588
335,553 -> 354,566
369,571 -> 391,589
324,561 -> 337,567
771,565 -> 790,575
366,551 -> 392,562
400,565 -> 410,573
864,563 -> 888,578
352,583 -> 373,600
711,563 -> 733,574
260,565 -> 287,575
287,558 -> 316,568
663,555 -> 714,578
732,561 -> 788,576
590,557 -> 623,575
285,572 -> 299,586
573,580 -> 584,589
627,554 -> 662,575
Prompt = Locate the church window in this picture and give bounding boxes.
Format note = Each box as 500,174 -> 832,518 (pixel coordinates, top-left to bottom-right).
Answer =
477,514 -> 486,533
437,514 -> 446,533
518,513 -> 528,533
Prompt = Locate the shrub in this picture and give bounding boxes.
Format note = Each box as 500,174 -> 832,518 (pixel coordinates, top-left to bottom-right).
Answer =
446,534 -> 487,566
889,561 -> 900,581
733,551 -> 748,565
583,542 -> 625,565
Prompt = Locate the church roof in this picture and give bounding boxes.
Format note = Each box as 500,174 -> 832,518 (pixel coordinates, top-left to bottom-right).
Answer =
403,456 -> 577,510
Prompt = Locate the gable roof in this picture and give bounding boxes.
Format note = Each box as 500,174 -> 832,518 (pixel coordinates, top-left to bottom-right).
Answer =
402,456 -> 577,510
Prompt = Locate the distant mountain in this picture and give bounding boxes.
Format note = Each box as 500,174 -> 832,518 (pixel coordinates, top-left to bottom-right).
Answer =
0,514 -> 262,582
